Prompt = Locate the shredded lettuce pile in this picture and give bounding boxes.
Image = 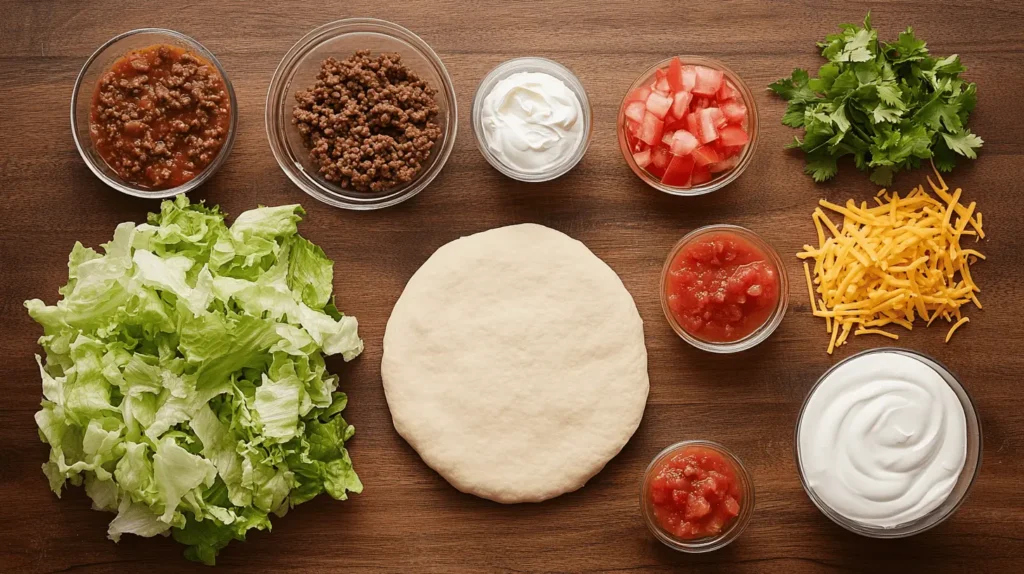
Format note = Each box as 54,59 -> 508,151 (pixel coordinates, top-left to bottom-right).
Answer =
26,196 -> 364,564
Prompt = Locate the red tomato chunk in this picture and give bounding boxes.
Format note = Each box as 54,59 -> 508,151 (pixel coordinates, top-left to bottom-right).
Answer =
665,232 -> 779,343
622,57 -> 750,189
649,446 -> 743,540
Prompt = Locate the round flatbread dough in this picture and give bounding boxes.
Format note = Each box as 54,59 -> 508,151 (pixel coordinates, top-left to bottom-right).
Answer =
382,224 -> 649,503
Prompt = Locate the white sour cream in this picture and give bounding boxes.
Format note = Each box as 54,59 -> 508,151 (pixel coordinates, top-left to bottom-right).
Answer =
797,351 -> 967,528
480,71 -> 583,174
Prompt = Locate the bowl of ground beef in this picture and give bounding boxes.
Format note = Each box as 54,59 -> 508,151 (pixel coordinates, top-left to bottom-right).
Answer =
266,19 -> 457,210
71,29 -> 236,198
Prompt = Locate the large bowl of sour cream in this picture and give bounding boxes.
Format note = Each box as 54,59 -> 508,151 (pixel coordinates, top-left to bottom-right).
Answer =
795,349 -> 981,537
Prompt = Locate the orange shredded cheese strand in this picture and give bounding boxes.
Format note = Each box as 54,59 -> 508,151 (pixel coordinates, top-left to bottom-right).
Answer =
797,167 -> 984,353
946,317 -> 970,343
854,328 -> 900,340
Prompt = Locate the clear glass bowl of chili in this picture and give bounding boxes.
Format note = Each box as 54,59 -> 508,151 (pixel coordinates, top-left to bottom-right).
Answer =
640,440 -> 755,552
661,224 -> 789,353
617,56 -> 758,196
266,18 -> 458,210
71,28 -> 237,199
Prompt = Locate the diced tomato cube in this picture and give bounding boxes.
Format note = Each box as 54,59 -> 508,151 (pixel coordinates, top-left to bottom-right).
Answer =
698,109 -> 719,144
721,101 -> 747,125
625,132 -> 638,152
682,65 -> 696,92
646,163 -> 666,179
624,101 -> 646,124
664,115 -> 687,132
626,118 -> 640,137
667,57 -> 685,92
723,496 -> 741,517
691,165 -> 712,185
632,148 -> 652,168
661,154 -> 695,187
671,91 -> 692,119
661,130 -> 675,147
720,144 -> 744,158
627,85 -> 652,104
651,146 -> 672,170
638,112 -> 664,146
717,79 -> 739,102
710,155 -> 740,173
655,68 -> 667,81
646,92 -> 673,120
685,114 -> 700,139
692,145 -> 721,167
705,514 -> 726,535
718,125 -> 749,147
707,107 -> 727,128
693,66 -> 724,96
655,76 -> 671,93
684,493 -> 712,521
670,130 -> 699,156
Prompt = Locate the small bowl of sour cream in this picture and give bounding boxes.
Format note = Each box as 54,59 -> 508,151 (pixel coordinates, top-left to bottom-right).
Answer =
795,348 -> 982,538
472,57 -> 592,182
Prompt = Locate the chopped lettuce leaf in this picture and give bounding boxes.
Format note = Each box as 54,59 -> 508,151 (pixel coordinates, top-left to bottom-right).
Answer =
26,196 -> 363,564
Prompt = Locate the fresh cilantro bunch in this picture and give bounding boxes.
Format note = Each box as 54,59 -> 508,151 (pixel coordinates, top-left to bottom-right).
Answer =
769,13 -> 982,185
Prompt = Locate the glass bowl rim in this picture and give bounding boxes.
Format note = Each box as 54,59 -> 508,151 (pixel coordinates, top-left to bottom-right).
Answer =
264,17 -> 458,211
69,27 -> 238,199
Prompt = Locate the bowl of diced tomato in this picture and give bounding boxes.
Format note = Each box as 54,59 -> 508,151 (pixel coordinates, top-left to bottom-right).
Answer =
619,56 -> 757,195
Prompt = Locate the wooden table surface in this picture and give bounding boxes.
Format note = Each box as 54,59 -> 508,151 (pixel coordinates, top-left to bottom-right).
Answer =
3,0 -> 1024,572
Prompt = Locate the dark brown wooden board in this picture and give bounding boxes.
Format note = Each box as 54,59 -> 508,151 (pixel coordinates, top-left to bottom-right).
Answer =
2,1 -> 1023,572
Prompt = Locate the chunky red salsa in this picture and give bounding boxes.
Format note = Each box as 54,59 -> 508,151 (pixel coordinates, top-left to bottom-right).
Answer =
90,44 -> 231,190
649,446 -> 743,540
665,231 -> 779,342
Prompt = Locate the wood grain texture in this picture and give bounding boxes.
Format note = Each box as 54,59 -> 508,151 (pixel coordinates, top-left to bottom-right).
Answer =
2,0 -> 1023,572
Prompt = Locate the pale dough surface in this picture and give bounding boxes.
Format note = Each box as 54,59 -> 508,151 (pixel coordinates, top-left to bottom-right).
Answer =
381,224 -> 649,503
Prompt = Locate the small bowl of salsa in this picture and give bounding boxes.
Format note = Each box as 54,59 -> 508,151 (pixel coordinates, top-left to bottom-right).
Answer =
71,29 -> 237,198
640,440 -> 755,552
661,224 -> 788,353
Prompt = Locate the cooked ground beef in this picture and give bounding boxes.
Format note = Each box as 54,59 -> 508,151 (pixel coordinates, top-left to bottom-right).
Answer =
90,44 -> 231,190
292,51 -> 442,193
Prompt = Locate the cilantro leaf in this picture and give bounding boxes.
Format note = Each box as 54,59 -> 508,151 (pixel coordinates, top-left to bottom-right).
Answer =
932,136 -> 958,172
886,28 -> 928,63
782,103 -> 807,128
871,166 -> 895,186
872,104 -> 903,124
769,13 -> 981,184
805,150 -> 839,182
942,130 -> 984,158
768,68 -> 814,102
876,83 -> 904,108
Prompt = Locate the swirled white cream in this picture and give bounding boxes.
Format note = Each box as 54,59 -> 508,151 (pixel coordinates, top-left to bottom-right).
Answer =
480,71 -> 583,174
798,352 -> 967,528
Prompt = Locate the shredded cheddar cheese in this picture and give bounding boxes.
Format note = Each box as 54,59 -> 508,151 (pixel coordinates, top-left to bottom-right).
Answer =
798,167 -> 984,353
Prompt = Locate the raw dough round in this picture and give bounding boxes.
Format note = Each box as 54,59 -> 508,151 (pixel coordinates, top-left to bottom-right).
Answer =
382,224 -> 649,503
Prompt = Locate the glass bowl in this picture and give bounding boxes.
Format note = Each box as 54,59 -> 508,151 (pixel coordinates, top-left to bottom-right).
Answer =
617,56 -> 758,196
795,348 -> 982,538
471,57 -> 592,182
70,28 -> 237,199
661,224 -> 788,353
266,18 -> 457,210
640,440 -> 756,553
